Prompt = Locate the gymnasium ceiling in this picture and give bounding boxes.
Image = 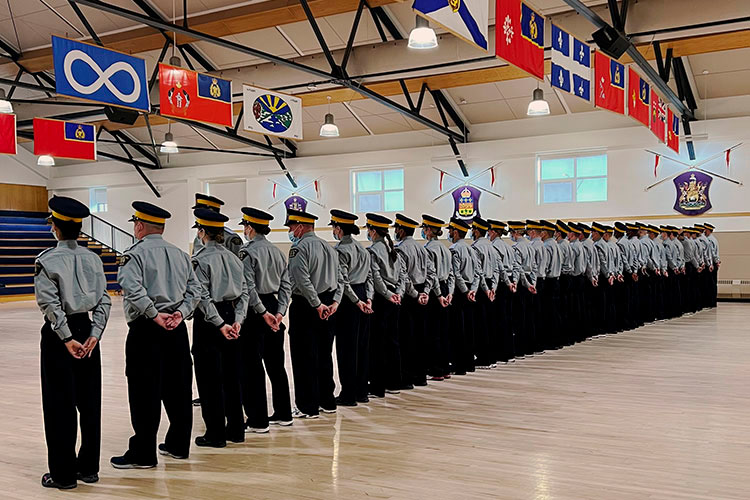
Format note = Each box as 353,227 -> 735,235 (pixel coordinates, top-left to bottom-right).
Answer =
1,0 -> 750,168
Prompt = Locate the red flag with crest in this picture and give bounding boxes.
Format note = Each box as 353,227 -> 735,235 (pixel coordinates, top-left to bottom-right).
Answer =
496,0 -> 545,79
594,51 -> 625,114
650,89 -> 666,142
667,108 -> 679,154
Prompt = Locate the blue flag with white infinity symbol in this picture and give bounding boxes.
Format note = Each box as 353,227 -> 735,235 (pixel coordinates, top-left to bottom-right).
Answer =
52,36 -> 150,112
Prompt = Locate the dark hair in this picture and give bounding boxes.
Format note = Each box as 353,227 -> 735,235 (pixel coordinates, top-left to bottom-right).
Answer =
473,227 -> 487,238
396,225 -> 415,237
202,226 -> 225,243
369,225 -> 397,263
250,222 -> 271,235
426,226 -> 443,237
53,218 -> 82,240
334,222 -> 360,236
451,226 -> 467,239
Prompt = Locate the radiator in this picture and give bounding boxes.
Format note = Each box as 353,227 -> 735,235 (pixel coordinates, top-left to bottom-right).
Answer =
718,279 -> 750,299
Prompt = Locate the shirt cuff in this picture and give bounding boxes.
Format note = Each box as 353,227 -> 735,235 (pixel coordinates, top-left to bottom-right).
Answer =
89,326 -> 104,340
55,324 -> 73,342
253,302 -> 266,315
144,304 -> 159,320
176,304 -> 192,320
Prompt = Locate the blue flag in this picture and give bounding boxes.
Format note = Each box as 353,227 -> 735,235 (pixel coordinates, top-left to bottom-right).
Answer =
53,36 -> 150,112
550,23 -> 591,101
413,0 -> 488,50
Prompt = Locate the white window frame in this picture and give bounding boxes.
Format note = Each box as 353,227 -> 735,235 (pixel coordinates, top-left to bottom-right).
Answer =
537,152 -> 608,204
89,187 -> 107,213
350,166 -> 405,214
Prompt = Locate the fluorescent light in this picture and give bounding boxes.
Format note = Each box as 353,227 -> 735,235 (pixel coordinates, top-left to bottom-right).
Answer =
319,113 -> 339,137
0,89 -> 12,114
38,155 -> 55,166
160,131 -> 179,153
408,16 -> 437,49
527,88 -> 550,116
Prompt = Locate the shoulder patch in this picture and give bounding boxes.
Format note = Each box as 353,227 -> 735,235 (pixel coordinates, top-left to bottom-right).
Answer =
289,247 -> 299,259
119,254 -> 132,267
192,259 -> 199,270
231,235 -> 242,245
34,261 -> 43,276
238,249 -> 248,260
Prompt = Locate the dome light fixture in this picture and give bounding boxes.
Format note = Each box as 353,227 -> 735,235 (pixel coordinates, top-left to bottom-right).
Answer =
0,89 -> 13,114
527,87 -> 550,116
37,155 -> 55,166
319,96 -> 340,138
408,16 -> 438,50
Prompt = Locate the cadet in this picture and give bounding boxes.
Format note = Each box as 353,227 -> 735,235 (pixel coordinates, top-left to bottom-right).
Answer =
647,225 -> 667,320
704,223 -> 720,307
614,222 -> 636,330
36,196 -> 112,489
555,220 -> 575,346
366,213 -> 406,396
507,221 -> 537,356
680,227 -> 700,313
191,209 -> 249,446
191,194 -> 243,256
422,215 -> 454,380
470,217 -> 498,368
488,220 -> 518,363
238,208 -> 294,430
603,225 -> 624,331
112,202 -> 200,469
286,208 -> 343,418
629,222 -> 648,325
567,223 -> 586,336
695,224 -> 713,309
527,221 -> 548,346
330,210 -> 373,406
448,217 -> 480,374
540,220 -> 562,349
591,223 -> 611,335
394,213 -> 434,387
577,224 -> 599,339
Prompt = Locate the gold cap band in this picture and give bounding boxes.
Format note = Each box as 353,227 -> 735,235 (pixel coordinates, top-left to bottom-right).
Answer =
196,218 -> 224,228
197,199 -> 221,208
243,214 -> 271,225
422,219 -> 445,228
134,210 -> 166,224
394,218 -> 418,229
367,219 -> 390,229
288,215 -> 315,224
51,211 -> 83,223
331,216 -> 355,224
473,222 -> 489,231
449,221 -> 468,231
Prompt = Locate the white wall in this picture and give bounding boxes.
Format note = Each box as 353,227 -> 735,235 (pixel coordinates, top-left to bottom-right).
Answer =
46,115 -> 750,250
0,147 -> 49,186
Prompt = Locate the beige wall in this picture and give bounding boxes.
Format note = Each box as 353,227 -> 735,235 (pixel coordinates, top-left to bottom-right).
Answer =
716,232 -> 750,281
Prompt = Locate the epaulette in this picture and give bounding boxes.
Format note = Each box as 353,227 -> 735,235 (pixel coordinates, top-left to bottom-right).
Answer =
123,239 -> 143,253
36,247 -> 54,260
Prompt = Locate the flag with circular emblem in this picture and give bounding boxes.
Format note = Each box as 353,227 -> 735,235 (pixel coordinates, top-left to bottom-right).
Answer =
243,84 -> 303,140
496,0 -> 545,80
159,63 -> 233,127
33,118 -> 96,161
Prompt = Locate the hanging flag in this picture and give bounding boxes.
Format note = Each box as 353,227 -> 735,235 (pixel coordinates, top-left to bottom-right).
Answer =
413,0 -> 489,51
667,108 -> 679,154
33,118 -> 96,161
550,23 -> 591,101
594,51 -> 625,114
490,166 -> 496,187
314,180 -> 321,199
650,88 -> 666,142
439,171 -> 445,191
725,149 -> 731,171
243,85 -> 302,140
0,114 -> 16,155
654,154 -> 660,178
159,64 -> 232,127
627,67 -> 650,127
272,183 -> 277,199
496,0 -> 545,80
52,36 -> 149,112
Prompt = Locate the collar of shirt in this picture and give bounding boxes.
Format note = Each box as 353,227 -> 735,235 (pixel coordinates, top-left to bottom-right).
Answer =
337,234 -> 354,246
143,233 -> 163,241
57,240 -> 78,249
250,234 -> 266,244
300,231 -> 316,241
204,240 -> 219,248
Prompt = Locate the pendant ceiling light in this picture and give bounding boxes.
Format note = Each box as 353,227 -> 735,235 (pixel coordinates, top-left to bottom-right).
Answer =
160,131 -> 179,154
408,16 -> 438,49
319,96 -> 339,138
37,155 -> 55,166
527,88 -> 550,116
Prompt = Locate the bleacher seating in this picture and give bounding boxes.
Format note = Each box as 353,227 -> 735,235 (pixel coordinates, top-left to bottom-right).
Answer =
0,210 -> 121,300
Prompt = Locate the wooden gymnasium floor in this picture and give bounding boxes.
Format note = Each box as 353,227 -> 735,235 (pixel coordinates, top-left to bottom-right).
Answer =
0,298 -> 748,500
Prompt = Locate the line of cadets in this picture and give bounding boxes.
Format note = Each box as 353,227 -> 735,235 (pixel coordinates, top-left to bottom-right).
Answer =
34,194 -> 721,489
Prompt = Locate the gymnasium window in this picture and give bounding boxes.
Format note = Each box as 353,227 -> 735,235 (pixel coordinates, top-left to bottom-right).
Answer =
351,168 -> 404,213
538,154 -> 607,204
89,187 -> 107,213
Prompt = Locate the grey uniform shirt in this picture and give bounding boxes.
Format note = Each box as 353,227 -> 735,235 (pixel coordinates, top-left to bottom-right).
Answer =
288,232 -> 344,308
663,238 -> 678,271
543,238 -> 562,278
570,239 -> 585,276
617,236 -> 633,274
118,233 -> 201,323
471,237 -> 499,292
582,238 -> 599,281
512,237 -> 536,288
607,238 -> 623,276
193,228 -> 243,257
192,241 -> 249,327
558,238 -> 574,276
240,234 -> 292,316
369,238 -> 407,298
640,236 -> 659,272
335,235 -> 374,303
34,240 -> 112,341
425,239 -> 454,297
682,237 -> 699,268
530,237 -> 547,280
707,234 -> 720,264
450,238 -> 480,294
696,235 -> 711,266
594,238 -> 610,277
672,238 -> 685,268
397,236 -> 435,297
492,238 -> 518,286
630,236 -> 645,271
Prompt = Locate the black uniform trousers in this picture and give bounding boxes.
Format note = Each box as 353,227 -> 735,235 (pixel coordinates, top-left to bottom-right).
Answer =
241,294 -> 292,427
513,285 -> 536,356
125,316 -> 192,464
533,278 -> 547,350
474,280 -> 493,366
368,293 -> 402,395
581,278 -> 596,340
711,266 -> 719,308
399,283 -> 428,385
41,315 -> 101,486
334,283 -> 367,402
543,277 -> 562,349
426,281 -> 450,378
289,291 -> 336,415
493,285 -> 514,362
356,313 -> 372,401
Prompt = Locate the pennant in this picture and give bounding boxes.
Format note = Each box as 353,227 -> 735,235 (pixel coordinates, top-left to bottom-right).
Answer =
243,85 -> 303,140
0,114 -> 17,155
594,51 -> 625,114
52,36 -> 149,112
726,149 -> 731,171
654,154 -> 660,178
33,118 -> 96,161
413,0 -> 489,51
439,171 -> 445,191
490,166 -> 496,187
314,180 -> 321,199
272,183 -> 277,199
627,67 -> 650,127
550,23 -> 591,101
159,64 -> 232,127
667,108 -> 679,154
496,0 -> 545,80
649,88 -> 666,142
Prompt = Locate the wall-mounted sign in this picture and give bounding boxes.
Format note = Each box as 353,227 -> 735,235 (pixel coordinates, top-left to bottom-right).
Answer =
674,171 -> 712,216
452,186 -> 481,220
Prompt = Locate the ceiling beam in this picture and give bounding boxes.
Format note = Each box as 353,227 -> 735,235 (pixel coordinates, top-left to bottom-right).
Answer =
14,0 -> 404,73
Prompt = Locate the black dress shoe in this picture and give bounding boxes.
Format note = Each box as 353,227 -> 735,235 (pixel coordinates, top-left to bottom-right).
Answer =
41,473 -> 76,489
356,396 -> 370,404
400,383 -> 414,391
335,396 -> 358,407
110,455 -> 156,469
158,443 -> 188,459
227,433 -> 245,443
192,398 -> 201,407
77,472 -> 99,483
413,379 -> 428,387
195,435 -> 226,448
